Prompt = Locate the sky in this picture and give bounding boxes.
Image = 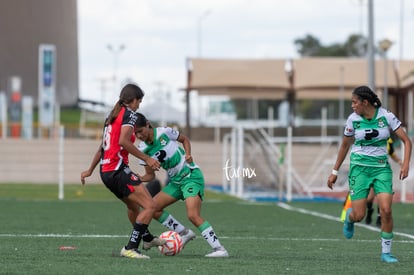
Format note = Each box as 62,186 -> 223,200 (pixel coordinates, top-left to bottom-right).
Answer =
77,0 -> 414,117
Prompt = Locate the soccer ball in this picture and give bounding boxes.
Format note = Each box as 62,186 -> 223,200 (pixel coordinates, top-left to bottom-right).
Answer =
158,231 -> 183,256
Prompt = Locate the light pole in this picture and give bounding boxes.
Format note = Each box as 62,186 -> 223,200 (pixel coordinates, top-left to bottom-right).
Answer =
351,0 -> 365,35
399,0 -> 404,61
107,44 -> 125,92
378,38 -> 393,108
197,10 -> 211,57
339,66 -> 345,136
284,59 -> 295,127
367,0 -> 375,91
96,77 -> 111,106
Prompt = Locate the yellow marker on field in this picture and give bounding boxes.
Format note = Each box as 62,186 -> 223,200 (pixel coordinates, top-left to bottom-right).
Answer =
340,193 -> 352,222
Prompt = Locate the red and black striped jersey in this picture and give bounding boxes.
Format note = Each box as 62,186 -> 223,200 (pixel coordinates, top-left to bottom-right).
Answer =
100,106 -> 137,172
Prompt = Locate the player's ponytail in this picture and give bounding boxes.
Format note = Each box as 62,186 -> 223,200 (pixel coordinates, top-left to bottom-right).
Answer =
106,84 -> 145,125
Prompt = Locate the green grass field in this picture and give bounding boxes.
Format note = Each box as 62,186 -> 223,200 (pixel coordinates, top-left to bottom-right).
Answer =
1,184 -> 413,275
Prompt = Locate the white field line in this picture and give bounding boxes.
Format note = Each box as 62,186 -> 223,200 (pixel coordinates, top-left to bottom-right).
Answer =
277,202 -> 414,240
0,233 -> 129,238
1,234 -> 414,244
0,233 -> 414,244
0,202 -> 413,243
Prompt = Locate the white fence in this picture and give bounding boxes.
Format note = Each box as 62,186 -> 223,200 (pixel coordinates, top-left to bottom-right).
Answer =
222,124 -> 414,203
1,124 -> 412,203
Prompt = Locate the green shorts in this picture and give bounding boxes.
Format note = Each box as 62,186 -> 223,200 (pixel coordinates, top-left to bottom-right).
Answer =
162,168 -> 205,201
348,164 -> 393,200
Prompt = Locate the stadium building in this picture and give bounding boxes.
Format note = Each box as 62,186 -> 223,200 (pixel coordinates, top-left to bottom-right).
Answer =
0,0 -> 78,107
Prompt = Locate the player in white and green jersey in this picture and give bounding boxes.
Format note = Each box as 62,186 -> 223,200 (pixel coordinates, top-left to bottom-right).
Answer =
138,126 -> 198,186
134,112 -> 229,258
327,85 -> 412,263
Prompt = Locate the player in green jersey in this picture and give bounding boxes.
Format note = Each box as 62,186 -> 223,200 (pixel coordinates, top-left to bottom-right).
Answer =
134,112 -> 229,258
327,85 -> 412,263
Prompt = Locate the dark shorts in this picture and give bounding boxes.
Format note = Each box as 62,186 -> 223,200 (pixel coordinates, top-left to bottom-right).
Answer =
100,166 -> 142,199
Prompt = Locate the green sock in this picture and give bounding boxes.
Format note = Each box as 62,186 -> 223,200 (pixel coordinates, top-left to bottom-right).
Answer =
381,231 -> 394,240
198,221 -> 211,232
157,210 -> 170,223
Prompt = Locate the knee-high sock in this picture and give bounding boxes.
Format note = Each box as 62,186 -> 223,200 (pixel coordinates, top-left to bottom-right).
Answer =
199,221 -> 223,249
381,231 -> 393,254
126,222 -> 148,250
158,211 -> 186,233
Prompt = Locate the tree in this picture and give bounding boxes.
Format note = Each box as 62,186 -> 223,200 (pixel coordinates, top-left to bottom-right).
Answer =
291,33 -> 367,120
343,34 -> 367,57
294,33 -> 367,57
293,34 -> 323,57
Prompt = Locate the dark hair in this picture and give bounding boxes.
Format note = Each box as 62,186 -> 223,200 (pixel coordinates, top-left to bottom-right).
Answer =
106,84 -> 145,125
352,86 -> 382,107
135,112 -> 153,130
135,112 -> 148,128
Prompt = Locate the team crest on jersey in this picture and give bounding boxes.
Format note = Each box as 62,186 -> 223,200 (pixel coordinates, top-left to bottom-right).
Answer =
130,174 -> 139,181
377,118 -> 385,128
160,137 -> 167,146
354,122 -> 360,129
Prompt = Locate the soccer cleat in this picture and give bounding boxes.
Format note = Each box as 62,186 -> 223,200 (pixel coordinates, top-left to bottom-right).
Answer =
205,246 -> 229,258
381,253 -> 398,263
179,229 -> 196,248
365,207 -> 374,225
142,237 -> 166,250
343,208 -> 354,239
120,247 -> 150,259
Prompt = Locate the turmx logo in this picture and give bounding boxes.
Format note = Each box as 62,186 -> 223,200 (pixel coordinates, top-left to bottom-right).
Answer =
223,159 -> 256,181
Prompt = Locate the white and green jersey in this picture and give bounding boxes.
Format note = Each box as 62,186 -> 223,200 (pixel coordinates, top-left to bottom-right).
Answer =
138,127 -> 198,184
344,107 -> 401,167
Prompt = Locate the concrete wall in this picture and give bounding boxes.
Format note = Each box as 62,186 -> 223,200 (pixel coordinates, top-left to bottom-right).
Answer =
0,139 -> 223,185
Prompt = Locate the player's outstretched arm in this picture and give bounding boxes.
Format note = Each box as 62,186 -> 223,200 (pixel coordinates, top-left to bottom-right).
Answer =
81,144 -> 101,185
139,165 -> 156,182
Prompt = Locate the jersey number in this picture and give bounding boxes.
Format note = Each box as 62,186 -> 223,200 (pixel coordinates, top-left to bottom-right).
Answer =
102,125 -> 112,151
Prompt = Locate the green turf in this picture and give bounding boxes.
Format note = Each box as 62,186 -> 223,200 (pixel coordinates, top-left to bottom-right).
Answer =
0,184 -> 413,274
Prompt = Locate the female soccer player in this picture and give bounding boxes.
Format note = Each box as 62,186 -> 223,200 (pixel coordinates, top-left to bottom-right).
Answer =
81,84 -> 164,259
134,113 -> 229,257
327,85 -> 411,263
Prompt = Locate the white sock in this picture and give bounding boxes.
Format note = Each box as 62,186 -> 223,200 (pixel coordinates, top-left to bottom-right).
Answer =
161,214 -> 186,233
201,226 -> 223,249
381,237 -> 392,254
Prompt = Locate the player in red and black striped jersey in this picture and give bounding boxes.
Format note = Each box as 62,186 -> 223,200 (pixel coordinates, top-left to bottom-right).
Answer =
81,84 -> 163,259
